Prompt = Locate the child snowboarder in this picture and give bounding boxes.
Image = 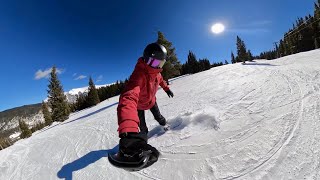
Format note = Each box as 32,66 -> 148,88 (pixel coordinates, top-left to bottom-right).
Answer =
116,42 -> 174,168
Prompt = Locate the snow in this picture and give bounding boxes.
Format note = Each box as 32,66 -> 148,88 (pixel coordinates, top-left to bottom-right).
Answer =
1,50 -> 320,179
67,84 -> 111,95
9,132 -> 20,139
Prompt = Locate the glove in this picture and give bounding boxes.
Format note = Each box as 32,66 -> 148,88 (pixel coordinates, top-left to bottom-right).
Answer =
165,89 -> 174,98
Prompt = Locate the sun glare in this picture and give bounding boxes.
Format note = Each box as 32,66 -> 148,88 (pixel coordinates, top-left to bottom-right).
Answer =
211,23 -> 225,34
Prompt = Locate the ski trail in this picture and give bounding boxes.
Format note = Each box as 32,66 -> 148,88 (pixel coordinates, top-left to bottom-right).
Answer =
133,171 -> 161,180
230,70 -> 304,179
204,62 -> 305,179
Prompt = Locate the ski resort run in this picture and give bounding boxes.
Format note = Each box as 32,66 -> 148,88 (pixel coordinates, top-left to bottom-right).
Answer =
1,50 -> 320,179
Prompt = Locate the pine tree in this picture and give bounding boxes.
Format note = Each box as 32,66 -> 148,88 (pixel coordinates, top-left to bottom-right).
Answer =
75,93 -> 88,111
278,39 -> 286,57
314,1 -> 320,48
19,120 -> 32,139
187,51 -> 199,73
47,66 -> 70,122
198,58 -> 211,71
225,60 -> 229,64
315,2 -> 320,18
231,52 -> 236,64
247,50 -> 254,61
181,63 -> 188,75
42,101 -> 53,126
236,36 -> 248,63
157,31 -> 182,81
86,77 -> 100,107
315,38 -> 320,49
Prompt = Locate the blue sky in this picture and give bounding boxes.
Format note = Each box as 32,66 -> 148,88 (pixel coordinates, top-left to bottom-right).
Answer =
0,0 -> 316,111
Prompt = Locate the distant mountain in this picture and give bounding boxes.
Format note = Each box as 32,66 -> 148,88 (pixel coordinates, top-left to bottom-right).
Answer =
48,84 -> 112,103
0,103 -> 43,138
67,84 -> 110,95
0,83 -> 112,139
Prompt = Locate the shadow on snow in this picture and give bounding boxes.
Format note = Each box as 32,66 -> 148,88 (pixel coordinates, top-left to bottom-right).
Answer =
242,62 -> 278,66
57,145 -> 119,180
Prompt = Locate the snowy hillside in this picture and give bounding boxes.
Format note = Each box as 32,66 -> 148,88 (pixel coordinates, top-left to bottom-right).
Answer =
1,50 -> 320,180
0,83 -> 111,136
0,104 -> 43,135
67,84 -> 112,95
64,84 -> 112,103
1,112 -> 44,132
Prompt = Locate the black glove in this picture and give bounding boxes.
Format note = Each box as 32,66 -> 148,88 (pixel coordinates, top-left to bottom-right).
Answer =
119,132 -> 159,160
165,89 -> 174,98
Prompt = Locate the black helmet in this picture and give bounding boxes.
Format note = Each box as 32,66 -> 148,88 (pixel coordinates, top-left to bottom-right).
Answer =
143,43 -> 167,69
143,43 -> 167,60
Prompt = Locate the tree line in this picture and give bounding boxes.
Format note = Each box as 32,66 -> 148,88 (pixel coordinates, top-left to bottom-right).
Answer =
229,1 -> 320,62
257,0 -> 320,60
71,79 -> 128,112
18,68 -> 129,140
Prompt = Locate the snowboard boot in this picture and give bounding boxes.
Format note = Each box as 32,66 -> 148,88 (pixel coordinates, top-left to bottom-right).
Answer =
156,115 -> 167,126
119,132 -> 160,164
156,116 -> 170,130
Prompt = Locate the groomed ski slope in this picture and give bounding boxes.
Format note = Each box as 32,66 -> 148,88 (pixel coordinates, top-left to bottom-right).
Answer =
1,50 -> 320,180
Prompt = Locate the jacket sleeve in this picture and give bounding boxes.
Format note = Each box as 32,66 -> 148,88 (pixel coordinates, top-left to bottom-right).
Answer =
117,72 -> 143,134
159,74 -> 170,91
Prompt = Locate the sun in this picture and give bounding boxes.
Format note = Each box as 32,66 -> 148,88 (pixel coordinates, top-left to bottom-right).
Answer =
211,23 -> 225,34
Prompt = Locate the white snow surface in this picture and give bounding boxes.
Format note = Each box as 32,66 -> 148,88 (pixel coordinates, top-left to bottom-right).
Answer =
1,50 -> 320,180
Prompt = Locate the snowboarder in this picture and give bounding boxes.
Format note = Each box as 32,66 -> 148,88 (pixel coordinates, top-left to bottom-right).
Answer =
113,42 -> 174,169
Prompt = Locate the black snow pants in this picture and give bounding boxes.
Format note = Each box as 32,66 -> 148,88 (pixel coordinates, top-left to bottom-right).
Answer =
137,102 -> 166,135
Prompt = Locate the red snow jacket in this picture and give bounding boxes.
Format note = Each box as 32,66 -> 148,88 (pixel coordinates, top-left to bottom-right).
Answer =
117,58 -> 170,134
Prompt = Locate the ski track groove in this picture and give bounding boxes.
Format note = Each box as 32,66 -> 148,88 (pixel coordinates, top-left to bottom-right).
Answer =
221,66 -> 304,179
263,70 -> 302,175
257,69 -> 303,178
133,171 -> 161,180
157,64 -> 295,180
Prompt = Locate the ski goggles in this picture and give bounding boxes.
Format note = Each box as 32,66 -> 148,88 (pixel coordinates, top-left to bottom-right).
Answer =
146,57 -> 166,69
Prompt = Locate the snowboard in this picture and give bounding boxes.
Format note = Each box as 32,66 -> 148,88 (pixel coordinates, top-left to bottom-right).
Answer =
108,150 -> 156,171
108,120 -> 183,171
